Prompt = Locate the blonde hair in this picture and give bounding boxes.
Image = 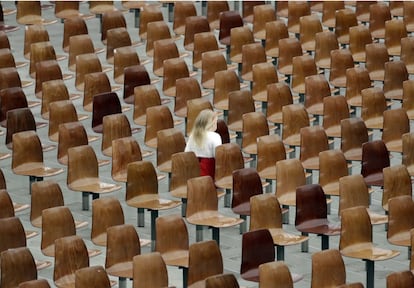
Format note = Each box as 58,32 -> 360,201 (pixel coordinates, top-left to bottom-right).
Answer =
190,109 -> 217,148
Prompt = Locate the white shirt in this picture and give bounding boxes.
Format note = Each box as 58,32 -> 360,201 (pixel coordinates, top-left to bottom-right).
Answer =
185,131 -> 222,158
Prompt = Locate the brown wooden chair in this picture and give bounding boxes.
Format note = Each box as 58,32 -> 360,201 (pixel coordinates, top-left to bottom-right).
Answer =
101,10 -> 127,45
67,145 -> 121,211
144,105 -> 174,149
19,279 -> 51,288
339,206 -> 400,288
304,74 -> 331,117
241,111 -> 269,158
155,214 -> 189,285
0,247 -> 37,288
82,72 -> 111,112
163,57 -> 189,97
174,77 -> 202,121
132,252 -> 171,288
0,47 -> 27,69
383,60 -> 408,101
146,20 -> 172,57
123,64 -> 151,104
329,48 -> 355,89
386,270 -> 414,288
252,62 -> 279,106
356,1 -> 376,23
401,37 -> 414,75
339,174 -> 387,225
0,67 -> 33,90
229,26 -> 254,66
295,184 -> 341,251
62,16 -> 96,53
365,43 -> 390,82
153,38 -> 179,77
183,16 -> 210,52
299,126 -> 329,172
323,96 -> 350,139
282,104 -> 310,148
340,117 -> 369,162
173,1 -> 196,35
404,1 -> 414,33
105,224 -> 142,288
54,1 -> 92,22
349,25 -> 373,63
0,3 -> 19,33
402,132 -> 414,177
213,69 -> 240,115
256,134 -> 287,183
156,128 -> 185,176
53,235 -> 89,288
319,150 -> 349,199
266,82 -> 293,127
101,113 -> 133,157
299,14 -> 322,53
206,1 -> 229,30
75,53 -> 106,91
75,266 -> 111,288
106,27 -> 133,64
138,4 -> 163,41
113,46 -> 142,84
0,216 -> 38,253
382,108 -> 409,153
29,41 -> 66,79
91,91 -> 123,133
345,67 -> 372,109
322,1 -> 345,29
385,19 -> 407,57
259,261 -> 295,288
277,37 -> 303,77
68,34 -> 102,72
205,273 -> 240,288
126,161 -> 181,250
0,87 -> 38,128
201,50 -> 228,90
250,193 -> 309,261
292,54 -> 318,95
361,140 -> 390,187
133,84 -> 161,126
35,59 -> 73,100
383,164 -> 412,212
369,2 -> 391,39
186,176 -> 243,244
361,87 -> 387,131
287,1 -> 310,34
335,8 -> 358,46
16,1 -> 57,25
40,79 -> 73,120
315,31 -> 339,70
218,10 -> 243,54
265,20 -> 289,59
193,31 -> 219,70
24,24 -> 49,60
12,131 -> 63,192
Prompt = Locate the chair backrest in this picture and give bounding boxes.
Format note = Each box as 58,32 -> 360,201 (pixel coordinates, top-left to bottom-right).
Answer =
295,184 -> 328,227
361,140 -> 390,182
218,11 -> 243,45
386,270 -> 414,288
231,168 -> 263,215
299,126 -> 329,168
57,121 -> 88,165
153,38 -> 179,77
54,235 -> 89,286
266,82 -> 293,125
206,1 -> 229,30
156,127 -> 186,171
256,134 -> 286,179
67,145 -> 99,187
193,32 -> 219,70
111,136 -> 143,183
383,164 -> 412,211
227,90 -> 255,133
19,279 -> 51,288
304,74 -> 331,116
387,195 -> 414,246
282,104 -> 310,146
339,206 -> 372,252
340,117 -> 369,161
183,16 -> 210,51
92,197 -> 125,246
299,14 -> 322,52
138,5 -> 163,40
48,100 -> 79,142
287,1 -> 310,34
205,273 -> 240,288
402,132 -> 414,175
113,46 -> 140,84
144,105 -> 174,148
174,77 -> 202,118
339,174 -> 370,214
170,151 -> 200,195
0,87 -> 28,127
41,79 -> 70,119
107,27 -> 133,62
252,62 -> 278,101
241,229 -> 275,282
311,249 -> 346,288
383,60 -> 408,100
186,176 -> 218,219
0,190 -> 15,219
214,143 -> 245,188
259,261 -> 293,288
173,2 -> 197,35
41,206 -> 76,256
319,149 -> 348,196
323,95 -> 350,137
75,266 -> 111,288
335,8 -> 358,45
241,112 -> 269,155
126,161 -> 158,201
314,30 -> 339,69
250,193 -> 283,231
265,20 -> 289,58
12,130 -> 43,171
102,113 -> 132,156
105,224 -> 141,272
123,65 -> 151,104
83,72 -> 111,112
6,107 -> 37,149
275,158 -> 306,205
229,26 -> 254,63
188,240 -> 223,286
349,25 -> 372,62
66,26 -> 92,64
75,53 -> 103,91
133,84 -> 161,126
382,108 -> 409,150
92,91 -> 122,133
133,252 -> 169,288
101,10 -> 126,44
0,216 -> 26,253
1,247 -> 37,288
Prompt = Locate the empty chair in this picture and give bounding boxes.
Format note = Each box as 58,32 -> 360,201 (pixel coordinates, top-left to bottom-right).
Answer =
339,174 -> 388,225
68,34 -> 101,72
266,82 -> 293,127
229,26 -> 255,65
133,84 -> 161,126
205,274 -> 240,288
365,43 -> 390,81
277,37 -> 303,77
369,2 -> 391,39
265,20 -> 289,59
386,270 -> 414,288
126,161 -> 181,249
287,1 -> 310,34
218,10 -> 243,51
321,1 -> 345,29
361,140 -> 390,187
385,19 -> 407,56
101,10 -> 127,45
383,165 -> 412,212
132,252 -> 170,288
156,127 -> 185,175
186,176 -> 244,244
163,57 -> 189,97
241,42 -> 269,84
299,14 -> 322,53
62,16 -> 94,53
91,92 -> 122,133
356,1 -> 376,23
212,69 -> 240,115
253,4 -> 276,41
382,108 -> 409,153
339,206 -> 399,288
16,1 -> 57,25
144,105 -> 174,149
173,2 -> 197,35
123,64 -> 151,104
75,266 -> 111,288
35,59 -> 73,100
241,112 -> 269,157
251,62 -> 279,107
282,104 -> 310,148
404,1 -> 414,33
361,87 -> 387,130
152,38 -> 179,77
323,96 -> 350,139
402,132 -> 414,177
256,134 -> 287,183
106,27 -> 133,64
335,8 -> 358,46
53,235 -> 89,288
24,24 -> 49,60
319,150 -> 348,198
206,1 -> 229,30
0,87 -> 35,128
295,184 -> 341,251
259,261 -> 294,288
0,67 -> 33,90
146,20 -> 173,57
67,145 -> 121,211
291,54 -> 318,95
12,131 -> 63,191
329,49 -> 355,89
201,50 -> 228,90
174,77 -> 202,120
0,247 -> 37,288
83,72 -> 112,112
40,79 -> 71,120
304,74 -> 331,117
183,16 -> 210,51
349,25 -> 373,63
113,46 -> 141,84
101,113 -> 133,157
29,41 -> 64,79
314,31 -> 339,70
193,32 -> 219,70
383,61 -> 408,101
75,53 -> 106,91
401,37 -> 414,75
105,224 -> 142,287
345,67 -> 372,109
250,194 -> 309,261
138,4 -> 163,40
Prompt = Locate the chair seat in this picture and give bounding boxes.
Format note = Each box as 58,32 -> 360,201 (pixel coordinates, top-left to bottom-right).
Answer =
341,244 -> 400,261
171,187 -> 224,200
283,134 -> 301,147
277,193 -> 296,206
385,90 -> 403,101
387,231 -> 411,247
367,210 -> 388,225
253,91 -> 268,103
258,166 -> 277,181
301,157 -> 320,171
106,261 -> 133,279
187,211 -> 244,228
385,140 -> 403,153
322,182 -> 340,196
126,195 -> 181,210
162,250 -> 189,267
296,219 -> 341,236
369,71 -> 385,82
158,160 -> 172,173
269,228 -> 309,246
227,121 -> 242,133
243,144 -> 257,155
363,173 -> 384,187
325,125 -> 341,138
352,52 -> 366,63
343,148 -> 363,161
232,202 -> 251,216
364,117 -> 383,130
55,274 -> 76,288
267,112 -> 283,124
215,176 -> 232,190
13,163 -> 63,178
69,179 -> 121,194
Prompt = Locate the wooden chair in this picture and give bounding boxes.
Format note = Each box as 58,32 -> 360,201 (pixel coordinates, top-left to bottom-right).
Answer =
383,60 -> 408,101
75,53 -> 106,91
29,41 -> 66,79
123,64 -> 151,104
0,3 -> 19,33
259,261 -> 294,288
281,104 -> 310,148
231,168 -> 263,234
266,82 -> 293,127
0,47 -> 27,69
83,72 -> 111,112
162,57 -> 189,97
183,16 -> 210,52
241,43 -> 267,84
193,31 -> 219,70
241,111 -> 269,158
339,174 -> 388,225
256,134 -> 287,184
386,270 -> 414,288
174,77 -> 202,121
315,31 -> 339,70
101,10 -> 127,45
345,67 -> 372,109
402,132 -> 414,177
401,37 -> 414,75
265,20 -> 289,59
0,247 -> 37,288
35,59 -> 73,100
23,24 -> 49,60
187,240 -> 223,288
67,145 -> 121,211
132,252 -> 170,288
369,2 -> 391,39
205,274 -> 240,288
365,43 -> 390,82
252,62 -> 279,106
75,266 -> 111,288
382,108 -> 409,153
91,92 -> 122,133
172,1 -> 196,35
292,54 -> 318,95
53,235 -> 89,288
349,25 -> 372,63
144,105 -> 174,149
339,206 -> 399,288
126,161 -> 181,250
295,184 -> 341,251
322,1 -> 345,29
0,67 -> 33,90
243,1 -> 264,24
213,70 -> 241,116
287,1 -> 310,34
12,131 -> 63,192
91,197 -> 124,246
105,224 -> 142,288
30,180 -> 87,229
156,128 -> 185,176
319,150 -> 348,199
304,74 -> 331,117
241,229 -> 275,283
138,4 -> 163,41
16,1 -> 57,25
133,84 -> 161,126
40,79 -> 72,120
229,26 -> 254,65
206,1 -> 229,30
145,20 -> 173,57
299,14 -> 322,53
361,87 -> 387,131
299,126 -> 329,172
19,279 -> 51,288
340,117 -> 369,162
186,176 -> 243,244
101,113 -> 133,157
153,38 -> 179,77
361,140 -> 390,187
68,34 -> 101,72
355,1 -> 376,23
54,1 -> 92,21
383,164 -> 412,212
0,190 -> 15,219
155,214 -> 189,285
335,8 -> 358,46
0,216 -> 37,253
113,46 -> 141,84
218,10 -> 243,53
62,17 -> 96,53
106,27 -> 133,64
323,96 -> 350,139
385,19 -> 407,56
201,50 -> 228,90
250,193 -> 309,261
329,49 -> 355,89
277,37 -> 303,77
0,87 -> 38,128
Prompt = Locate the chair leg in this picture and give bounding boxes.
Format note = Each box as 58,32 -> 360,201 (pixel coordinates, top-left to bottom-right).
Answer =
137,208 -> 145,227
196,225 -> 203,242
181,267 -> 188,288
301,232 -> 309,252
276,245 -> 285,261
29,176 -> 43,194
224,188 -> 231,208
365,260 -> 374,288
181,198 -> 187,217
82,192 -> 89,211
321,235 -> 329,250
239,215 -> 247,234
150,210 -> 158,252
118,277 -> 127,288
212,227 -> 220,245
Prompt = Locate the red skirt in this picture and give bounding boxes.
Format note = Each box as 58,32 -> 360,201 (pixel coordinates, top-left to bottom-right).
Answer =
198,157 -> 215,180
